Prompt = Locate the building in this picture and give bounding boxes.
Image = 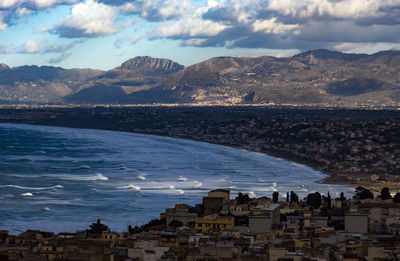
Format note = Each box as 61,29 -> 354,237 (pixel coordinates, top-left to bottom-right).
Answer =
195,215 -> 234,233
163,204 -> 197,226
203,189 -> 230,215
249,204 -> 280,234
345,213 -> 368,233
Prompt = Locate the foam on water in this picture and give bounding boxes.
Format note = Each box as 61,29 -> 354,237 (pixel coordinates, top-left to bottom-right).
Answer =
118,184 -> 141,191
0,123 -> 352,234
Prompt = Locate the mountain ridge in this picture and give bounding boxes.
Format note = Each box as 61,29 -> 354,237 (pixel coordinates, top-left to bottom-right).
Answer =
1,49 -> 400,106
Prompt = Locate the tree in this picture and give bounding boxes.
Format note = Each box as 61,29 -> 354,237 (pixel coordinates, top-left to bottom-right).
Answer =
169,220 -> 183,228
393,193 -> 400,204
380,187 -> 391,200
236,192 -> 250,205
353,186 -> 374,200
290,191 -> 299,204
306,192 -> 322,209
88,219 -> 109,234
339,192 -> 346,201
327,192 -> 332,208
272,192 -> 279,203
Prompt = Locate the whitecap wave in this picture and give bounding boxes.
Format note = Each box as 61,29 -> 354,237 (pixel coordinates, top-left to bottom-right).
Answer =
177,176 -> 188,182
118,184 -> 141,191
60,173 -> 108,181
192,181 -> 202,188
0,185 -> 63,190
248,191 -> 256,198
176,189 -> 185,195
21,192 -> 33,197
136,175 -> 146,181
43,207 -> 51,211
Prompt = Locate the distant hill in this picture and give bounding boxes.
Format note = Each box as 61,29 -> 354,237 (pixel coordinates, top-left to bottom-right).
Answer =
125,50 -> 400,106
66,56 -> 184,103
1,50 -> 400,106
0,65 -> 103,103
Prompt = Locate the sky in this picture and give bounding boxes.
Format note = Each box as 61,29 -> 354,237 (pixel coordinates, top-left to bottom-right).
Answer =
0,0 -> 400,70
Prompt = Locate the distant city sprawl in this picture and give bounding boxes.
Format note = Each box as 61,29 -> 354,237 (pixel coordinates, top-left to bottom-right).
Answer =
1,187 -> 400,260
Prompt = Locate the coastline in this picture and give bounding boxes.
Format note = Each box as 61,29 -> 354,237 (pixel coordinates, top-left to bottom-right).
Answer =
1,121 -> 344,187
1,106 -> 398,194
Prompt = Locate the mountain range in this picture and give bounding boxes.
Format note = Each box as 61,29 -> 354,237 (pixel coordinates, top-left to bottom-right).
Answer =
1,49 -> 400,106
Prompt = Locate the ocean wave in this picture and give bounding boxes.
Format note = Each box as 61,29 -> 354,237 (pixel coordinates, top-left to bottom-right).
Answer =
135,175 -> 146,181
60,173 -> 108,181
43,207 -> 51,211
0,185 -> 63,190
20,192 -> 33,197
192,181 -> 202,188
248,191 -> 256,198
118,184 -> 141,191
177,176 -> 188,182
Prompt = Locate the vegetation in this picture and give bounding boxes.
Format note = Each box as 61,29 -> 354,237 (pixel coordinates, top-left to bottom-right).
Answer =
353,186 -> 374,200
380,187 -> 392,200
236,192 -> 251,205
272,192 -> 279,203
88,219 -> 109,234
128,218 -> 166,234
306,192 -> 322,209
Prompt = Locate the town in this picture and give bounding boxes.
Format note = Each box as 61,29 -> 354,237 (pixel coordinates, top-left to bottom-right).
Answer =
1,187 -> 400,261
0,106 -> 399,191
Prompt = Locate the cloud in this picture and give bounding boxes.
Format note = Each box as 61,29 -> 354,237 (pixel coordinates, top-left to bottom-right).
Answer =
0,44 -> 14,54
20,39 -> 44,53
48,52 -> 71,63
114,34 -> 142,48
267,0 -> 400,23
119,0 -> 194,21
152,18 -> 229,38
0,17 -> 6,31
0,39 -> 78,63
252,18 -> 298,34
0,0 -> 77,9
143,0 -> 400,51
16,7 -> 33,17
50,0 -> 118,38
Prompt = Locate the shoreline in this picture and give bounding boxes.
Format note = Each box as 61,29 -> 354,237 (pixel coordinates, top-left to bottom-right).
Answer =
1,106 -> 398,194
1,121 -> 345,188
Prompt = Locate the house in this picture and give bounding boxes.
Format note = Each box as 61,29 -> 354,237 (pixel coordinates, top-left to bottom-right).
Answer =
159,232 -> 179,247
195,215 -> 234,233
163,204 -> 197,226
345,213 -> 368,233
203,189 -> 230,215
40,243 -> 65,261
249,204 -> 280,234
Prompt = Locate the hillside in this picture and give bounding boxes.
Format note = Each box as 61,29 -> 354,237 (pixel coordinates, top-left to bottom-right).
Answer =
0,65 -> 103,104
66,57 -> 184,103
126,50 -> 400,106
1,50 -> 400,106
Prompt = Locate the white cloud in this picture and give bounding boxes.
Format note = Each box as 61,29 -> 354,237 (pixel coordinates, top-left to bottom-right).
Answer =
0,0 -> 20,9
20,39 -> 44,53
53,0 -> 117,38
267,0 -> 400,20
252,18 -> 299,34
0,15 -> 6,31
16,7 -> 32,16
33,0 -> 76,9
154,18 -> 228,38
120,0 -> 194,21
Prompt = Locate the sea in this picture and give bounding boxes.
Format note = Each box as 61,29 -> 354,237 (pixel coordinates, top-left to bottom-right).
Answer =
0,123 -> 352,234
